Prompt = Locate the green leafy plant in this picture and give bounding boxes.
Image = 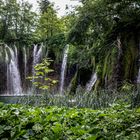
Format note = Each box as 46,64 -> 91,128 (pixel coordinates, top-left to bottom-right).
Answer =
0,103 -> 140,139
27,58 -> 57,90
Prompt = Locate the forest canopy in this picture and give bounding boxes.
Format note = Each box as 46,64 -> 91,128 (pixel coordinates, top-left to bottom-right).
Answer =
0,0 -> 140,91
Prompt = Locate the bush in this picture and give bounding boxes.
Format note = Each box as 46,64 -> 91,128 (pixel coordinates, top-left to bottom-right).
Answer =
0,102 -> 140,139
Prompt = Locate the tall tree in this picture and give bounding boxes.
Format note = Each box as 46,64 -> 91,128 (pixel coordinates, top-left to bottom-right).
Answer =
35,0 -> 63,40
0,0 -> 37,44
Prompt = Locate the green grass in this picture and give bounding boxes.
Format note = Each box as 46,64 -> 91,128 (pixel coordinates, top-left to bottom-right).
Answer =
14,89 -> 140,109
0,102 -> 140,139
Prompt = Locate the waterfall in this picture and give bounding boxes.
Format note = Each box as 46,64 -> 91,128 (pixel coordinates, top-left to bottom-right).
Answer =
33,44 -> 38,68
36,46 -> 43,62
2,44 -> 45,95
32,44 -> 38,78
86,72 -> 97,92
14,45 -> 18,61
6,46 -> 22,95
9,60 -> 22,94
24,47 -> 27,80
60,45 -> 69,94
32,44 -> 43,84
5,47 -> 9,62
5,48 -> 9,93
32,44 -> 43,71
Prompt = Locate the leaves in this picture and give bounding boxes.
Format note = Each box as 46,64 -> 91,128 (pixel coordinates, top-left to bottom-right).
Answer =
27,58 -> 57,90
0,103 -> 140,139
0,0 -> 37,44
32,123 -> 43,132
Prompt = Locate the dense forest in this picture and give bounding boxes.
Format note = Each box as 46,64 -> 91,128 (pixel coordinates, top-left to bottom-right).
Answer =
0,0 -> 140,139
0,0 -> 140,94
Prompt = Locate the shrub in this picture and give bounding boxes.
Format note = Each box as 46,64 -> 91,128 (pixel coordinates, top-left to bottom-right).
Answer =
0,102 -> 140,139
27,58 -> 57,90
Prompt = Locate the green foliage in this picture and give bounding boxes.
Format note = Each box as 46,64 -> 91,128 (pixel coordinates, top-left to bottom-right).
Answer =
34,0 -> 67,62
67,0 -> 140,84
102,47 -> 117,82
16,89 -> 137,109
27,58 -> 57,90
68,0 -> 140,44
0,0 -> 37,44
34,1 -> 64,41
69,71 -> 78,94
121,82 -> 134,92
0,103 -> 140,139
0,0 -> 139,90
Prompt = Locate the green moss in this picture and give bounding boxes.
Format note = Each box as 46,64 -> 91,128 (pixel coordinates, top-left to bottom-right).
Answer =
123,34 -> 138,80
69,71 -> 78,94
94,79 -> 100,91
102,51 -> 110,80
102,47 -> 117,85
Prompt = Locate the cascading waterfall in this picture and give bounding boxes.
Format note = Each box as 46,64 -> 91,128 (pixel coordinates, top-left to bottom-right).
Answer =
6,45 -> 22,95
24,47 -> 27,80
32,45 -> 43,71
86,72 -> 97,92
60,45 -> 69,94
14,45 -> 18,62
36,45 -> 43,63
33,44 -> 38,68
32,44 -> 43,83
32,45 -> 38,78
1,44 -> 46,95
5,48 -> 9,93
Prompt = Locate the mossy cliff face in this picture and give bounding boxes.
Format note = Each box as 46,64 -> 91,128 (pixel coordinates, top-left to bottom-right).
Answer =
0,63 -> 7,93
122,32 -> 139,82
102,47 -> 118,89
0,46 -> 7,93
103,31 -> 140,89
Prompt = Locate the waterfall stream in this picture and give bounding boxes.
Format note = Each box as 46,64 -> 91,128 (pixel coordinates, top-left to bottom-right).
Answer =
32,45 -> 43,72
60,45 -> 69,94
6,46 -> 22,95
1,44 -> 45,95
33,44 -> 38,68
86,72 -> 97,92
32,44 -> 43,86
24,47 -> 27,80
5,48 -> 9,93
